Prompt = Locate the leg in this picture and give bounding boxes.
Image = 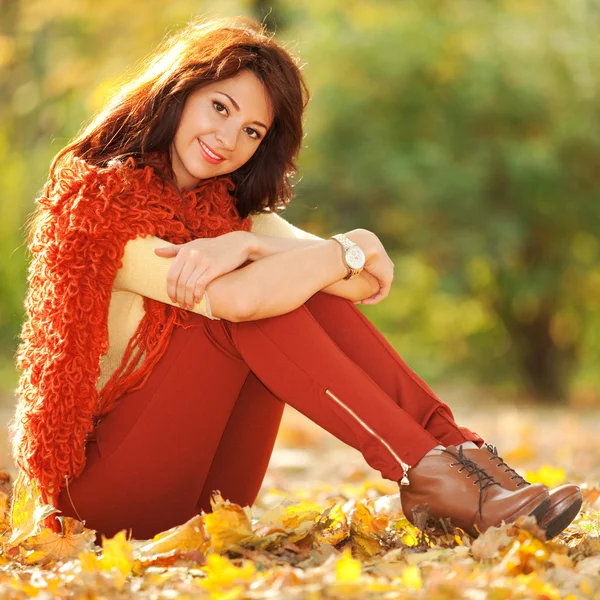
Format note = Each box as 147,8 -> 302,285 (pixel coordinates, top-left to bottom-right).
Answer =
196,291 -> 482,512
195,372 -> 284,513
56,313 -> 252,540
225,300 -> 442,482
303,292 -> 482,447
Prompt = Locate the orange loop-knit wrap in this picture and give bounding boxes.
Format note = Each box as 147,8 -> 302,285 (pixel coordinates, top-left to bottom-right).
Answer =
11,157 -> 252,532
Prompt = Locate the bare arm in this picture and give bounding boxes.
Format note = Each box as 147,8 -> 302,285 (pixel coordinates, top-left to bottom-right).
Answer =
116,212 -> 386,321
248,233 -> 379,302
249,211 -> 380,301
206,237 -> 360,321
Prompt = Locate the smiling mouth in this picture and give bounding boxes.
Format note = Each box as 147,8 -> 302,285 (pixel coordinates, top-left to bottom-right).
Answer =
198,139 -> 225,162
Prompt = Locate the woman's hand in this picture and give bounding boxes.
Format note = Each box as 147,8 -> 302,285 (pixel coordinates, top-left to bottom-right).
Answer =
154,231 -> 253,310
347,229 -> 395,305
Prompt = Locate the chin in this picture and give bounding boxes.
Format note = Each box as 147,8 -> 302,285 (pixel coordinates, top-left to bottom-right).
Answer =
191,160 -> 231,180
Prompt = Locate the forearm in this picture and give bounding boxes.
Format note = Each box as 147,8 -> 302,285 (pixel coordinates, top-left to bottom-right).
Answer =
248,232 -> 379,302
229,239 -> 351,320
247,234 -> 321,260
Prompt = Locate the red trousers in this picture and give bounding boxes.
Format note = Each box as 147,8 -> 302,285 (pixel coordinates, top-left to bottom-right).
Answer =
57,292 -> 482,540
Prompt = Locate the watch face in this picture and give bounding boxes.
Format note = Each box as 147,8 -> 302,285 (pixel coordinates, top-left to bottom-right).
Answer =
346,246 -> 366,269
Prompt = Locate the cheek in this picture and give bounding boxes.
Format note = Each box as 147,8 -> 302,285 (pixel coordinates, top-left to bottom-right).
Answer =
237,140 -> 261,165
180,106 -> 213,140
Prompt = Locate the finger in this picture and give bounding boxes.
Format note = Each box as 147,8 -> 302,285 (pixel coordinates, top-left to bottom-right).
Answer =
166,250 -> 188,302
185,266 -> 209,309
176,256 -> 202,307
361,294 -> 383,305
154,245 -> 180,257
194,266 -> 220,308
363,279 -> 392,304
373,279 -> 392,302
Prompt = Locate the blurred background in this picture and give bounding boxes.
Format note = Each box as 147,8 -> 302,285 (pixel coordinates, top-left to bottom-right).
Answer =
1,0 -> 599,427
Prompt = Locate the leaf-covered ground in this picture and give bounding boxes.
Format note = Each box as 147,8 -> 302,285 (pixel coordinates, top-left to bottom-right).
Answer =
0,398 -> 599,599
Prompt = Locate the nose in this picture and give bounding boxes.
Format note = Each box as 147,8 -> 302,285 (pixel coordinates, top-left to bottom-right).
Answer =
215,124 -> 239,153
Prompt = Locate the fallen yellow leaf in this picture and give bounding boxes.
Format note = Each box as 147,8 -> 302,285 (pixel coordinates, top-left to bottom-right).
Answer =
401,565 -> 423,590
350,503 -> 386,559
199,553 -> 256,593
79,530 -> 133,589
137,514 -> 208,556
8,471 -> 58,547
18,517 -> 96,565
205,495 -> 254,553
280,501 -> 323,529
0,490 -> 10,532
335,549 -> 361,583
102,530 -> 133,579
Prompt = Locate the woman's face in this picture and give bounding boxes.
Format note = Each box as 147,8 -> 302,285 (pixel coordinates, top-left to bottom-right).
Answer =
171,69 -> 274,189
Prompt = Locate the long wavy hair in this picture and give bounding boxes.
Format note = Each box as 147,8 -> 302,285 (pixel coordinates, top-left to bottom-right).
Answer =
50,17 -> 309,218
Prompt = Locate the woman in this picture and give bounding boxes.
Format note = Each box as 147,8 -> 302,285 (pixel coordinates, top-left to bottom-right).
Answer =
10,17 -> 581,542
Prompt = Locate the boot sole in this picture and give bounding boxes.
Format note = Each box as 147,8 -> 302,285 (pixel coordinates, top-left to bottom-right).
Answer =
539,492 -> 583,540
529,495 -> 551,523
504,494 -> 551,527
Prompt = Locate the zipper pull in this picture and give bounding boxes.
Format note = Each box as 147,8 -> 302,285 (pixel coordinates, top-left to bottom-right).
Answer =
399,463 -> 410,486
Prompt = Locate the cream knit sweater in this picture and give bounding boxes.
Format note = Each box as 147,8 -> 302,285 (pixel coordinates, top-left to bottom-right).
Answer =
98,211 -> 322,390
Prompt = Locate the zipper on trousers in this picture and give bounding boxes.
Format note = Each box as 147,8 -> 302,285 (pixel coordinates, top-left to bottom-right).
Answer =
324,388 -> 411,485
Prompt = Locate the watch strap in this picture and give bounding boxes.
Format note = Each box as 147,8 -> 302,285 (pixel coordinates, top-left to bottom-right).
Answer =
330,233 -> 363,280
331,233 -> 355,251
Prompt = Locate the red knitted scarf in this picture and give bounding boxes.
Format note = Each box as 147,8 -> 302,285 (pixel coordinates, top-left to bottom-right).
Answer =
11,156 -> 252,529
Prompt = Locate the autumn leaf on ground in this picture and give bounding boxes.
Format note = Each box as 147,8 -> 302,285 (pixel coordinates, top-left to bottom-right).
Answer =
204,493 -> 255,553
401,565 -> 423,590
197,553 -> 256,594
0,491 -> 10,535
350,502 -> 387,560
7,471 -> 58,547
495,528 -> 552,576
512,514 -> 548,541
137,514 -> 208,557
279,500 -> 323,529
335,549 -> 362,583
390,515 -> 423,548
471,523 -> 514,560
17,516 -> 96,565
314,502 -> 349,547
80,530 -> 133,590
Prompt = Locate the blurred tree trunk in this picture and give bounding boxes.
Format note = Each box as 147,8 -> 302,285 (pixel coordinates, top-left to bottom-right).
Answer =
499,307 -> 579,404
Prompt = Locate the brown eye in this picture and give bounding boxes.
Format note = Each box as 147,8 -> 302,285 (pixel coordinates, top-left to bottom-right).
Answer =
245,127 -> 260,140
213,101 -> 228,115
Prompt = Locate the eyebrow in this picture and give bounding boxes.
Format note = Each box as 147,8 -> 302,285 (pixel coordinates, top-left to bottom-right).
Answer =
216,91 -> 269,131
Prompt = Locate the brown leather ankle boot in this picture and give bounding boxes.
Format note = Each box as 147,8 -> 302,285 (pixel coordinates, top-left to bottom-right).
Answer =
461,443 -> 582,540
400,446 -> 550,538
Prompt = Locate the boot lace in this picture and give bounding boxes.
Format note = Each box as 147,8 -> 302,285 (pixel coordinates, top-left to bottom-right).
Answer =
485,444 -> 529,488
443,446 -> 500,517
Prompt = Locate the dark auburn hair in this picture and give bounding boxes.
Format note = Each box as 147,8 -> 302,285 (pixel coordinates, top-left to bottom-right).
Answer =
51,17 -> 309,218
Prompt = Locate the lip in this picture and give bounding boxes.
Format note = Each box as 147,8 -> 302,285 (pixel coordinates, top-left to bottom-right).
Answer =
198,139 -> 225,164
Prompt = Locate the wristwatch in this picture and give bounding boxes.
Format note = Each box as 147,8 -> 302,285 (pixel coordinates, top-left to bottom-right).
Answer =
330,233 -> 366,280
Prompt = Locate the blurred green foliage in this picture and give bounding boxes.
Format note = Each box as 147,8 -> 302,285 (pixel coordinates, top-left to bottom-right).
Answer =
1,0 -> 599,402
